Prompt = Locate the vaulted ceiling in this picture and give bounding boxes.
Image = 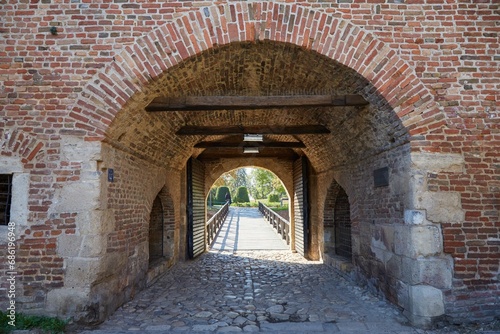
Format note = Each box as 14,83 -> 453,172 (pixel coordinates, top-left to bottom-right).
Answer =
106,41 -> 408,172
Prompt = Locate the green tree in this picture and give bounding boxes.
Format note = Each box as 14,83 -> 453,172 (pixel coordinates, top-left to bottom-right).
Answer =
268,193 -> 280,203
215,186 -> 231,204
233,186 -> 250,203
248,168 -> 283,199
234,168 -> 248,188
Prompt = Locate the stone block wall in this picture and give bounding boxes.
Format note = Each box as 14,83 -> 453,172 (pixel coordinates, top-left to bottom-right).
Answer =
317,143 -> 459,327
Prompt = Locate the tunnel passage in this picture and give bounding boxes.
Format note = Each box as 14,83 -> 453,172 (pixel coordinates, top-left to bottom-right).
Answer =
101,40 -> 411,313
73,39 -> 440,326
5,0 -> 496,327
106,41 -> 408,172
205,166 -> 294,251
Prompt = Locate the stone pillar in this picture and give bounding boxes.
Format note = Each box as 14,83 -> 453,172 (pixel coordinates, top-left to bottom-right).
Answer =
400,152 -> 464,327
46,137 -> 107,322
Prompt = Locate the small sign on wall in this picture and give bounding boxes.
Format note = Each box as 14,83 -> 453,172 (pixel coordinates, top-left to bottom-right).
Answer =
108,168 -> 114,182
374,167 -> 389,187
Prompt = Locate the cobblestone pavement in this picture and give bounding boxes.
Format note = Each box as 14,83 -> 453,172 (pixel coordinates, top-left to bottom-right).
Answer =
76,250 -> 494,334
76,208 -> 499,334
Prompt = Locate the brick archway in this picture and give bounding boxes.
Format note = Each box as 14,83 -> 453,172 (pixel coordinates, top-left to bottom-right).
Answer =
70,2 -> 438,142
204,158 -> 294,200
64,2 -> 453,327
0,128 -> 45,164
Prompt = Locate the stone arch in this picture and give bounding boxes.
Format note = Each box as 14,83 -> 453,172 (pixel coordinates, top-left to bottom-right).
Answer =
69,2 -> 439,143
146,186 -> 177,283
0,128 -> 45,164
148,195 -> 164,266
323,180 -> 342,257
146,186 -> 177,262
322,178 -> 355,275
333,188 -> 352,259
63,2 -> 453,327
204,158 -> 293,201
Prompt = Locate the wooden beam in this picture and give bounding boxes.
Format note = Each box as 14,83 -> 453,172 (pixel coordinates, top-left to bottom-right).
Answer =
194,141 -> 306,148
146,95 -> 368,111
176,125 -> 330,136
197,148 -> 299,160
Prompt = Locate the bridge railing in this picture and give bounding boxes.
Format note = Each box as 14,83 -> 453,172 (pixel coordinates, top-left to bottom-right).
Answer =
258,202 -> 290,245
206,201 -> 230,246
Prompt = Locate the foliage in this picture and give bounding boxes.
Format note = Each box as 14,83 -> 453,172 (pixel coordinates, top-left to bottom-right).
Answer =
0,311 -> 67,333
247,168 -> 286,200
231,201 -> 259,207
267,193 -> 280,203
234,169 -> 248,188
258,199 -> 289,211
233,186 -> 250,203
211,169 -> 247,193
215,186 -> 231,203
210,167 -> 286,203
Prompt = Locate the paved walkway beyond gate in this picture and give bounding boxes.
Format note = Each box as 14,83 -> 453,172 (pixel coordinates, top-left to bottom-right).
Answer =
78,207 -> 467,333
211,207 -> 289,253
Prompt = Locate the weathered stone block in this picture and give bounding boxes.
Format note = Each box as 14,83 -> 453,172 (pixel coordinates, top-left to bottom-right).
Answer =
80,235 -> 108,257
394,225 -> 443,258
61,136 -> 102,165
402,257 -> 452,288
58,235 -> 83,257
77,210 -> 115,235
64,258 -> 103,288
0,156 -> 23,173
46,287 -> 91,317
411,152 -> 464,173
386,254 -> 402,279
407,285 -> 444,327
54,180 -> 100,212
404,210 -> 427,225
10,173 -> 29,226
418,192 -> 464,223
396,280 -> 410,311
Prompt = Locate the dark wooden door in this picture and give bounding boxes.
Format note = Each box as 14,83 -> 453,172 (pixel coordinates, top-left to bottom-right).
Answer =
293,156 -> 309,257
187,157 -> 206,259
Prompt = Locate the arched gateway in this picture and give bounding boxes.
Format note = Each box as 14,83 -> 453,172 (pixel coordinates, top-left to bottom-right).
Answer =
2,2 -> 496,330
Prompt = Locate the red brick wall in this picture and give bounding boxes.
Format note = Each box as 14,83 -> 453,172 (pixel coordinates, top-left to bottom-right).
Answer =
0,0 -> 498,324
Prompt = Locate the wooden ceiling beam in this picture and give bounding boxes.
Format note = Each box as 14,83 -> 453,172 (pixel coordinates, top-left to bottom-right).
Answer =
176,125 -> 330,136
146,95 -> 368,111
194,141 -> 306,148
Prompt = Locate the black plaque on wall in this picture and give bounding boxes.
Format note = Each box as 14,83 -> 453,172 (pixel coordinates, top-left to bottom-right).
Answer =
374,167 -> 389,187
108,168 -> 114,182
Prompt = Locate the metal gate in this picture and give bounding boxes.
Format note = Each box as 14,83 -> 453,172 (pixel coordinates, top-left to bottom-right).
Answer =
293,156 -> 309,257
187,157 -> 206,259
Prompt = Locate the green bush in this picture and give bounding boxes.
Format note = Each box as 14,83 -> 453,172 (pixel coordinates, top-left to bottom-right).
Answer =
0,311 -> 67,333
233,186 -> 250,203
267,193 -> 280,203
215,186 -> 231,203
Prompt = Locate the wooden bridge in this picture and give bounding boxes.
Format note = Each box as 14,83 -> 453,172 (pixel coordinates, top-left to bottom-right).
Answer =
209,205 -> 290,253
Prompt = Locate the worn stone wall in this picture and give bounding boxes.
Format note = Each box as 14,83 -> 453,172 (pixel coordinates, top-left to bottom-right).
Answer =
315,143 -> 457,327
0,0 -> 498,326
46,144 -> 183,323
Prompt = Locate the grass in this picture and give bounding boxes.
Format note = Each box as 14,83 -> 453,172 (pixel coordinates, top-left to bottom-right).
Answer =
0,311 -> 68,333
256,199 -> 289,211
